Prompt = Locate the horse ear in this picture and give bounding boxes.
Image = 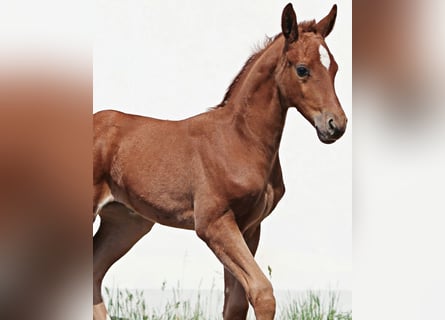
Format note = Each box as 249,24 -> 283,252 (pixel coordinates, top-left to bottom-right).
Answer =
315,4 -> 337,38
281,3 -> 298,44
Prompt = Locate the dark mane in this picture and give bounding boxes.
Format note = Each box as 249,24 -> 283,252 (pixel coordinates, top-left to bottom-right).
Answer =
211,20 -> 317,110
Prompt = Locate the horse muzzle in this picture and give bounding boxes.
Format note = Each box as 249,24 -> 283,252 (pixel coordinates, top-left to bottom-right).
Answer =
314,113 -> 347,144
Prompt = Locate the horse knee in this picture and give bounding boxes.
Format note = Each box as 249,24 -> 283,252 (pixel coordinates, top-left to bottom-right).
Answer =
249,281 -> 276,317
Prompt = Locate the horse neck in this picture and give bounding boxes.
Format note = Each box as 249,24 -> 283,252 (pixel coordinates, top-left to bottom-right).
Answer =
224,36 -> 287,159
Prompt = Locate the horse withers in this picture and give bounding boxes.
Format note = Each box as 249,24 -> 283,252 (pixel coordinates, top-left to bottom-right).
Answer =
93,3 -> 347,320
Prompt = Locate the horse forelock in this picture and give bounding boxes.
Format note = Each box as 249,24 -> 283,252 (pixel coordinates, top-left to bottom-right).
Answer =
298,19 -> 317,34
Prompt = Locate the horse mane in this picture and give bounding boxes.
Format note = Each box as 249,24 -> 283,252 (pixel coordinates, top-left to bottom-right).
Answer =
211,20 -> 317,110
211,35 -> 280,110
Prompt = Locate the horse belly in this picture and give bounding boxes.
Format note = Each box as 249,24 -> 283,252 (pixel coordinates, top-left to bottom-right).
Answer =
107,180 -> 195,230
134,202 -> 195,230
107,150 -> 197,229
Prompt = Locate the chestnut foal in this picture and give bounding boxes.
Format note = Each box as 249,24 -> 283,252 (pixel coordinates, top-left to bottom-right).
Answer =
93,3 -> 346,320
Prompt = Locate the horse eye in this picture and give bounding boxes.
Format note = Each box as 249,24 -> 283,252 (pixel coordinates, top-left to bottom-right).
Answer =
296,65 -> 309,77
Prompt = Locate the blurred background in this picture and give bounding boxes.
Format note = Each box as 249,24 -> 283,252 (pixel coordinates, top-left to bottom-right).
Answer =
0,1 -> 92,319
353,1 -> 445,319
0,0 -> 444,319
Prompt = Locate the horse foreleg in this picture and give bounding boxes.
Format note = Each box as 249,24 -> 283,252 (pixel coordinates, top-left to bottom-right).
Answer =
223,225 -> 261,320
93,203 -> 154,320
195,210 -> 275,320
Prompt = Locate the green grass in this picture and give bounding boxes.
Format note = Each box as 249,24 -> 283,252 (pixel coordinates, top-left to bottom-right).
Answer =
104,285 -> 351,320
280,291 -> 352,320
105,281 -> 222,320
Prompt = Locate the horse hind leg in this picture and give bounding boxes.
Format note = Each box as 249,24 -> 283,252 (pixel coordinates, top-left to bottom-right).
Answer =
93,202 -> 155,320
223,269 -> 249,320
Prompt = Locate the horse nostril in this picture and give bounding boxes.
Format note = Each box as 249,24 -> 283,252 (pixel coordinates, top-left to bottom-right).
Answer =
328,118 -> 336,134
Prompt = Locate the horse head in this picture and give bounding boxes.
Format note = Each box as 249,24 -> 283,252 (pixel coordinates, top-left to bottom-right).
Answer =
277,3 -> 347,144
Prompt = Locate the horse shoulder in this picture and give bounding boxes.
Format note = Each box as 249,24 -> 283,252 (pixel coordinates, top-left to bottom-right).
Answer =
204,148 -> 268,200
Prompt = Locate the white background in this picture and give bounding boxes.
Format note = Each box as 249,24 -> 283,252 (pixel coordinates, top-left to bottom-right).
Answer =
94,0 -> 351,292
